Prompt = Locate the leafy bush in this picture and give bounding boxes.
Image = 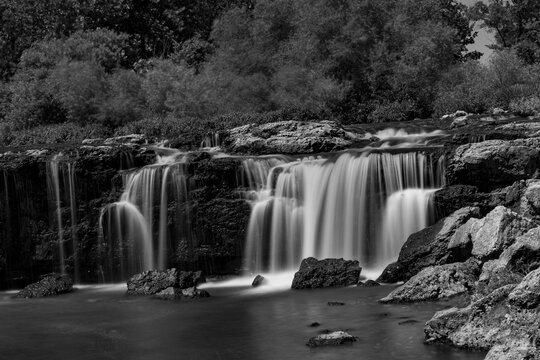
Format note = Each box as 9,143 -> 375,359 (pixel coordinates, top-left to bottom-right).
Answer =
509,96 -> 540,117
367,100 -> 418,123
0,122 -> 111,147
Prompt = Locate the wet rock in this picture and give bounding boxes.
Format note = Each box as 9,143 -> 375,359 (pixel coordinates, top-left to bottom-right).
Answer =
306,331 -> 357,347
178,270 -> 206,289
448,206 -> 534,261
359,280 -> 380,287
379,260 -> 480,303
291,257 -> 361,289
17,273 -> 73,298
126,269 -> 179,295
309,322 -> 321,327
448,138 -> 540,191
251,275 -> 267,287
485,342 -> 540,360
225,121 -> 354,155
154,287 -> 182,300
377,207 -> 481,283
432,186 -> 481,219
181,287 -> 211,298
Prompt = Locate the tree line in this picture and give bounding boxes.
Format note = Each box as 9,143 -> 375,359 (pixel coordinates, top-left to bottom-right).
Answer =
0,0 -> 539,145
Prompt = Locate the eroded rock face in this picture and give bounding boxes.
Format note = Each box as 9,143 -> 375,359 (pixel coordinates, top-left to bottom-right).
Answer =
377,207 -> 481,283
448,138 -> 540,191
17,274 -> 73,298
379,260 -> 480,303
224,121 -> 354,155
291,257 -> 361,289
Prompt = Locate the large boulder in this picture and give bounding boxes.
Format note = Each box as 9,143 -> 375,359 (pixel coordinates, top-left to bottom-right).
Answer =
448,138 -> 540,191
379,260 -> 480,303
291,257 -> 361,289
127,269 -> 179,295
17,273 -> 73,298
447,206 -> 534,261
377,207 -> 480,283
224,121 -> 354,155
424,273 -> 540,356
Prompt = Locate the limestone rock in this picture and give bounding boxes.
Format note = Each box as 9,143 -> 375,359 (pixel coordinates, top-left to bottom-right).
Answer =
17,274 -> 73,298
508,268 -> 540,309
306,331 -> 356,347
377,207 -> 480,283
291,257 -> 361,289
448,138 -> 540,191
448,206 -> 534,261
225,121 -> 354,155
379,260 -> 479,303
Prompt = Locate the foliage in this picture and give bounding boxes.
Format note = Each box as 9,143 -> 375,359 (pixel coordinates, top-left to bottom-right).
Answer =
509,95 -> 540,116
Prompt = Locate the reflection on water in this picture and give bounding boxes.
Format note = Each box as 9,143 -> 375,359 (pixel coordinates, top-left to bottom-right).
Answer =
0,284 -> 485,360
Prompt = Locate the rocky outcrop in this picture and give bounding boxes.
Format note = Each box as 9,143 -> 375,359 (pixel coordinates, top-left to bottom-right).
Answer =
306,331 -> 357,347
377,207 -> 480,283
447,206 -> 534,261
126,269 -> 205,296
424,270 -> 540,356
224,121 -> 354,155
17,274 -> 73,298
291,257 -> 361,289
379,260 -> 479,303
154,286 -> 210,300
448,138 -> 540,191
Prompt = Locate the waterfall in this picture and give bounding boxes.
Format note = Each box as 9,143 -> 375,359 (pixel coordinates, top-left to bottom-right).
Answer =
99,150 -> 190,279
46,154 -> 79,279
243,150 -> 444,275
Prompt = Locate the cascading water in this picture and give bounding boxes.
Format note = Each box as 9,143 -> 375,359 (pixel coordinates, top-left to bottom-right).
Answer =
46,154 -> 79,281
243,130 -> 446,276
99,150 -> 191,280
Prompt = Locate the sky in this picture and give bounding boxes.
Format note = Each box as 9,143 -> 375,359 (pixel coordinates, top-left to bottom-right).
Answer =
458,0 -> 495,62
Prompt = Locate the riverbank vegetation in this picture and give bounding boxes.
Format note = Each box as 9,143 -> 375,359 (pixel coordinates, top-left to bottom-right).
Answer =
0,0 -> 539,146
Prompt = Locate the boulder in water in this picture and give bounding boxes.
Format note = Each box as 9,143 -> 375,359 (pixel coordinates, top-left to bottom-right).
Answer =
181,287 -> 211,298
358,280 -> 380,287
17,273 -> 73,298
379,260 -> 480,303
377,207 -> 481,283
126,269 -> 179,295
306,331 -> 356,347
291,257 -> 361,289
251,275 -> 267,287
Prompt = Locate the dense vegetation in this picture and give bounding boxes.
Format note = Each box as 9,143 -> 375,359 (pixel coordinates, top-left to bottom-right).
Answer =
0,0 -> 539,146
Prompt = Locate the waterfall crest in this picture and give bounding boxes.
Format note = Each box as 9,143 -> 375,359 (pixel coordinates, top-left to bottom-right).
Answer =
243,150 -> 444,275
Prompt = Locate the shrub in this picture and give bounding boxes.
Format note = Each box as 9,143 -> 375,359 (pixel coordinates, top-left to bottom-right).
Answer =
509,96 -> 540,117
367,99 -> 418,123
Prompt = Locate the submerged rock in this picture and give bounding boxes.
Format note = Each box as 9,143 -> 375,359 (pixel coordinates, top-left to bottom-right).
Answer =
17,274 -> 73,298
379,260 -> 479,303
291,257 -> 361,289
153,286 -> 210,300
306,331 -> 356,347
252,275 -> 267,287
358,280 -> 380,287
378,207 -> 480,283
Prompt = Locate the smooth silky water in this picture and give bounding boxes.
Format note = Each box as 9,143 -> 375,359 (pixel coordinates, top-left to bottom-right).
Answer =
0,282 -> 485,360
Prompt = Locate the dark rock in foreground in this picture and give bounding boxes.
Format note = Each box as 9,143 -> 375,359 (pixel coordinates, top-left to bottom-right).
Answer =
252,275 -> 267,287
292,257 -> 361,289
379,260 -> 480,303
127,269 -> 206,296
306,331 -> 356,347
154,286 -> 211,300
424,268 -> 540,357
17,274 -> 73,298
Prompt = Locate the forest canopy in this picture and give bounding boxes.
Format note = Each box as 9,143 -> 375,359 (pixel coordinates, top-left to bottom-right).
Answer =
0,0 -> 539,145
